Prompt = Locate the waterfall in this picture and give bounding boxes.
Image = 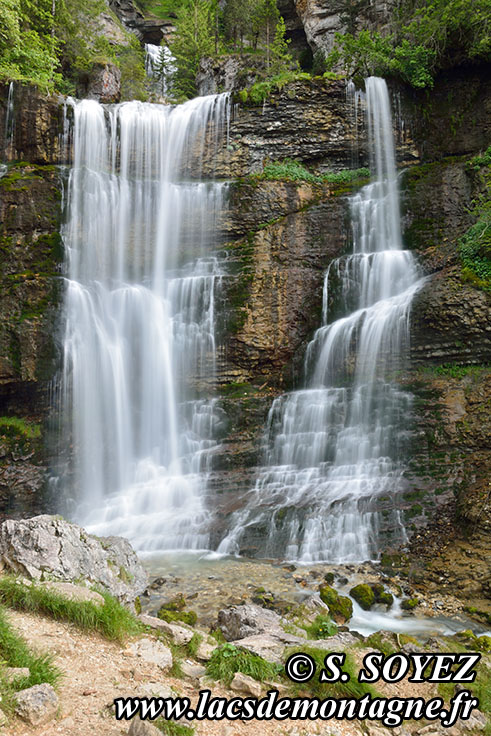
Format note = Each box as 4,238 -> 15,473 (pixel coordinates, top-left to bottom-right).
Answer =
145,44 -> 175,97
218,77 -> 425,562
2,82 -> 14,168
60,94 -> 230,553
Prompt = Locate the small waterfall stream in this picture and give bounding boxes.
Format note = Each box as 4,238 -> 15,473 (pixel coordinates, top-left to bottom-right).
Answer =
60,94 -> 230,553
218,77 -> 425,561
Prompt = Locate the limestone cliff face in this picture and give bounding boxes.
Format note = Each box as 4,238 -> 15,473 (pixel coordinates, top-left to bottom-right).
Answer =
0,69 -> 489,596
0,85 -> 63,518
294,0 -> 398,57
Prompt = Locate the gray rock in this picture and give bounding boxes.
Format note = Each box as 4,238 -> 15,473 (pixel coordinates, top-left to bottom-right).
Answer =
138,614 -> 193,645
128,717 -> 162,736
230,671 -> 262,698
15,683 -> 58,726
461,711 -> 487,731
0,515 -> 147,604
85,62 -> 121,103
181,660 -> 206,680
230,633 -> 293,665
129,638 -> 173,671
218,603 -> 284,641
196,639 -> 217,661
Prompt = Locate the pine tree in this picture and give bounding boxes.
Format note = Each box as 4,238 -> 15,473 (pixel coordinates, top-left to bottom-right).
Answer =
270,14 -> 291,74
168,0 -> 216,99
259,0 -> 280,69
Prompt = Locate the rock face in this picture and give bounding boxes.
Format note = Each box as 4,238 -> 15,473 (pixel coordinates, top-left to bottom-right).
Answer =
0,515 -> 148,603
294,0 -> 398,58
15,683 -> 58,726
82,62 -> 122,103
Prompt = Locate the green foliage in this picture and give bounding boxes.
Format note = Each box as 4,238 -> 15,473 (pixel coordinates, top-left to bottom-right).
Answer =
467,146 -> 491,171
0,576 -> 142,642
401,597 -> 419,610
432,362 -> 488,378
154,720 -> 194,736
186,632 -> 203,657
0,416 -> 41,440
0,604 -> 61,714
327,0 -> 491,89
304,615 -> 338,639
206,642 -> 281,685
459,210 -> 491,292
269,15 -> 292,75
254,158 -> 370,188
168,0 -> 216,99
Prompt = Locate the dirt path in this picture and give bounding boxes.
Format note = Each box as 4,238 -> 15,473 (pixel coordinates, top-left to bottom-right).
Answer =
5,609 -> 367,736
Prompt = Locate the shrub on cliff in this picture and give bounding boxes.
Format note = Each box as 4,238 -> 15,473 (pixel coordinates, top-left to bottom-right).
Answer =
327,0 -> 490,88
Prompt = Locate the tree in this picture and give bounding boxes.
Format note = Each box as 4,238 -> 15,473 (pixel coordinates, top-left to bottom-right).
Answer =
168,0 -> 216,99
270,14 -> 291,74
224,0 -> 249,51
259,0 -> 280,69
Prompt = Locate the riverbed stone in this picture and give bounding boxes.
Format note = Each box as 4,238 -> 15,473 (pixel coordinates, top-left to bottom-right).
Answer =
218,602 -> 284,640
15,683 -> 58,726
0,515 -> 147,604
230,671 -> 262,698
129,638 -> 173,671
138,613 -> 193,645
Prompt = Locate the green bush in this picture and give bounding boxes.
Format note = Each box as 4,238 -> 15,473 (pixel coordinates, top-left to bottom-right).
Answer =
305,614 -> 338,639
327,0 -> 491,89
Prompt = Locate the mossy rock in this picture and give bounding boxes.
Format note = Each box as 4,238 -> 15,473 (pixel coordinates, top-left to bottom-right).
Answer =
159,593 -> 186,612
371,583 -> 394,608
318,584 -> 353,623
401,597 -> 419,611
350,584 -> 375,611
157,608 -> 197,626
323,572 -> 335,585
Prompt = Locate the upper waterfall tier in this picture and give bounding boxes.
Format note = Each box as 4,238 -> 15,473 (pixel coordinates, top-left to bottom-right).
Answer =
60,94 -> 230,553
217,77 -> 425,562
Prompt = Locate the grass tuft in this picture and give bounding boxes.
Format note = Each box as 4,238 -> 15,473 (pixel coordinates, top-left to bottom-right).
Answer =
0,604 -> 61,714
206,643 -> 281,686
0,576 -> 142,642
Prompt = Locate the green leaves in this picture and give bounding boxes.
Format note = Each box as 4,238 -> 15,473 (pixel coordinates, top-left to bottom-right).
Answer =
327,0 -> 490,89
168,0 -> 216,99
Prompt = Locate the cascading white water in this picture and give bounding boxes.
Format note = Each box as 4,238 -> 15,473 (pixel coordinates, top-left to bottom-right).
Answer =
218,77 -> 425,562
1,82 -> 14,170
61,94 -> 230,553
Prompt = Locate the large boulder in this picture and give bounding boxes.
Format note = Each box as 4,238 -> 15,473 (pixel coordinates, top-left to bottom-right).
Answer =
0,515 -> 147,604
217,603 -> 284,641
